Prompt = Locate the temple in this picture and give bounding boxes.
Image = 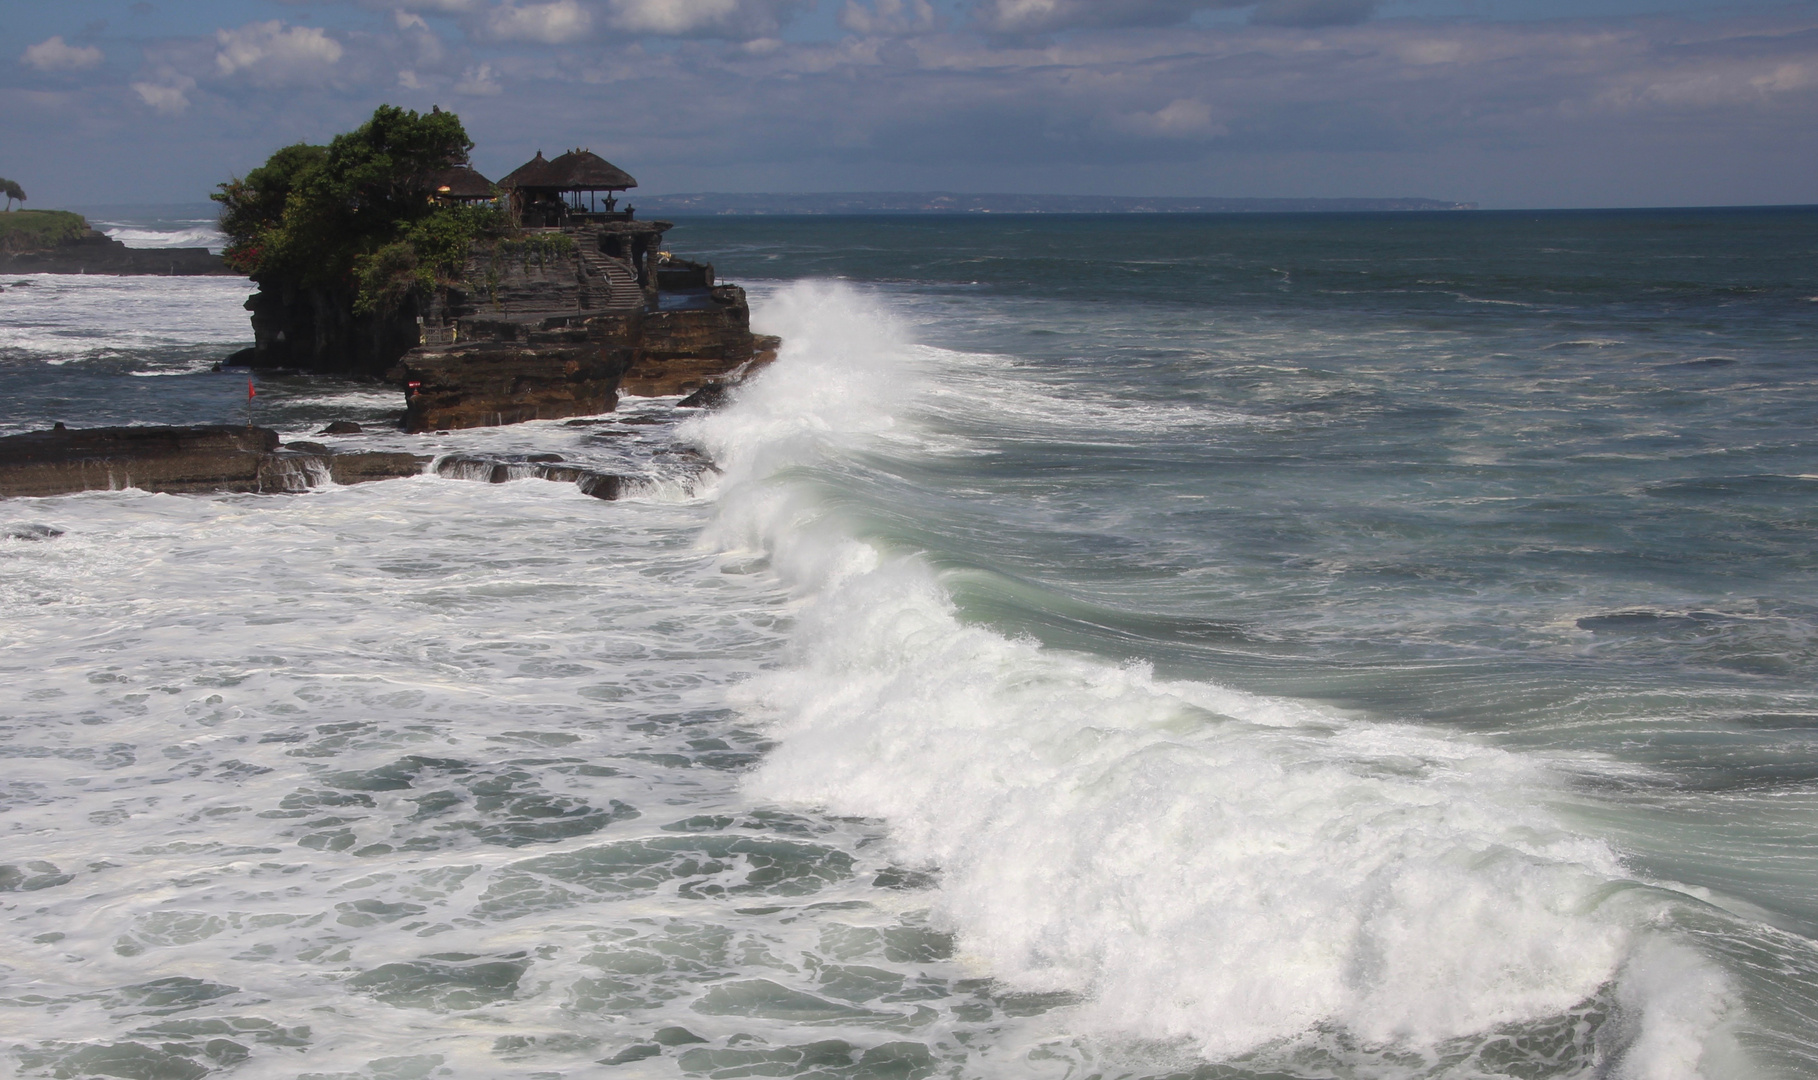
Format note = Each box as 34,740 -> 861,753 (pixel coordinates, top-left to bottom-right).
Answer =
389,147 -> 775,432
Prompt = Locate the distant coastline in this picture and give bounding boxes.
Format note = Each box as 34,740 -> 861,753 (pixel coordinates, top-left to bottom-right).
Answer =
630,192 -> 1479,215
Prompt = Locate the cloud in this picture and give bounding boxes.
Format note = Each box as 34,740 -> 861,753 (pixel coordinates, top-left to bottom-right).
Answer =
487,0 -> 594,42
367,0 -> 486,11
1129,97 -> 1223,136
215,21 -> 345,82
1250,0 -> 1374,28
22,36 -> 105,72
13,3 -> 1818,208
972,0 -> 1222,35
131,75 -> 195,115
455,61 -> 505,93
970,0 -> 1382,35
603,0 -> 810,38
840,0 -> 936,36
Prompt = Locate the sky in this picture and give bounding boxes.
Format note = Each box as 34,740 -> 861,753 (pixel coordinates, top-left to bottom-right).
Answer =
4,0 -> 1818,208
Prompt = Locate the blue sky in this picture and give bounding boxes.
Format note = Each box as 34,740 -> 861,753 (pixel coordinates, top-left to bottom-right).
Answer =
5,0 -> 1817,208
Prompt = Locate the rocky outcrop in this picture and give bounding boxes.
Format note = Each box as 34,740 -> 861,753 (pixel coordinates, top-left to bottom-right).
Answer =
235,284 -> 425,378
228,212 -> 776,425
0,231 -> 230,276
396,324 -> 633,433
618,288 -> 780,397
0,425 -> 428,498
434,454 -> 623,500
395,273 -> 774,429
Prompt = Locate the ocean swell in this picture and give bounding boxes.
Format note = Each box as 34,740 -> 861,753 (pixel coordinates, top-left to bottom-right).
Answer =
688,281 -> 1744,1077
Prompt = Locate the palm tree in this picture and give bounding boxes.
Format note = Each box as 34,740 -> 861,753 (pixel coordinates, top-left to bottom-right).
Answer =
0,179 -> 23,211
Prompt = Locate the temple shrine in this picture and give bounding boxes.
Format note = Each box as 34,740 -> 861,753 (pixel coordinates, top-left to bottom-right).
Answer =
393,147 -> 774,432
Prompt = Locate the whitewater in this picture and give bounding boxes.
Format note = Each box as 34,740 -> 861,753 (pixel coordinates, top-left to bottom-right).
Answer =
4,208 -> 1818,1080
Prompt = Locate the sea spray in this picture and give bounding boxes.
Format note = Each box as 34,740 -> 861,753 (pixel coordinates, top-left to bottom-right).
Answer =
690,281 -> 1748,1076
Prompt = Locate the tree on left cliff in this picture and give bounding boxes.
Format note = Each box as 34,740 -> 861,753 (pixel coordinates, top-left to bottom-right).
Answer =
213,105 -> 502,314
1,179 -> 24,212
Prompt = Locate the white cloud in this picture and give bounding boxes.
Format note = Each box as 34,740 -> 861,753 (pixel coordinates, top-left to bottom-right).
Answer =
487,0 -> 594,42
370,0 -> 486,11
602,0 -> 808,37
214,21 -> 345,82
607,0 -> 736,34
456,61 -> 504,93
973,0 -> 1218,35
1250,0 -> 1373,28
131,76 -> 194,115
970,0 -> 1376,34
399,68 -> 426,88
1137,97 -> 1221,136
840,0 -> 936,36
22,36 -> 104,72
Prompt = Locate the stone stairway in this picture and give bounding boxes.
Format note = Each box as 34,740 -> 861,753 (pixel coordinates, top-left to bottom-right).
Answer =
577,247 -> 644,312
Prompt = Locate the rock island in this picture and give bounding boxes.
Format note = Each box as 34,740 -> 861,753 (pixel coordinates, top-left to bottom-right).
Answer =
0,106 -> 774,500
218,105 -> 775,432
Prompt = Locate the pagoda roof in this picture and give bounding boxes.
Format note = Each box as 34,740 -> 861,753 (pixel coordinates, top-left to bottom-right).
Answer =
502,148 -> 636,192
421,164 -> 495,200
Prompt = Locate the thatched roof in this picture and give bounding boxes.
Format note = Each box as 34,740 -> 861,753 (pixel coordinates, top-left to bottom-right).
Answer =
549,149 -> 637,191
502,149 -> 636,192
421,165 -> 495,200
500,150 -> 562,190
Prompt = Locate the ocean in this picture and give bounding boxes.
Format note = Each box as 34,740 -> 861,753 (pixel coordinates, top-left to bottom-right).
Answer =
1,207 -> 1815,1079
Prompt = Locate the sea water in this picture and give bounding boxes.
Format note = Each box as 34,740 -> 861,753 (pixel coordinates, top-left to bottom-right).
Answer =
1,209 -> 1816,1079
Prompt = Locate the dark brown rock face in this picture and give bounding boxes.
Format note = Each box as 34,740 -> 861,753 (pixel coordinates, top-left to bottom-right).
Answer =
0,426 -> 428,498
397,331 -> 632,433
433,455 -> 623,500
0,426 -> 277,496
329,452 -> 435,485
0,231 -> 232,276
243,284 -> 425,378
226,216 -> 778,426
617,287 -> 776,397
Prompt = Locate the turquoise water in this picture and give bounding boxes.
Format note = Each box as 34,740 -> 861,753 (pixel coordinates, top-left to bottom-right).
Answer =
1,210 -> 1816,1078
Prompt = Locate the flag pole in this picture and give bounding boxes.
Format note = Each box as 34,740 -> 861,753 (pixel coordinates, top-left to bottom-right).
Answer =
247,378 -> 256,428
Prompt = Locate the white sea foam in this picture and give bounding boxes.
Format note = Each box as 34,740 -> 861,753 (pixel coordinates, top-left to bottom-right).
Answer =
103,225 -> 228,252
0,274 -> 251,363
690,281 -> 1750,1076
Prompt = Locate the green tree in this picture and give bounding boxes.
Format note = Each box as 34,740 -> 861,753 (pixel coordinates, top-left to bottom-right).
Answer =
213,105 -> 501,309
0,178 -> 24,211
212,143 -> 326,272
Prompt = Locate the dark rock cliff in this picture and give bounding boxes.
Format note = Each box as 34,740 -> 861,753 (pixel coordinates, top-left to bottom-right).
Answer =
0,425 -> 427,498
0,230 -> 230,276
229,217 -> 772,427
238,283 -> 425,378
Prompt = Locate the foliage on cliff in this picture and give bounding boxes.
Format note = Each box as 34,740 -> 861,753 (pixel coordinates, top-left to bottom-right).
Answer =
213,105 -> 506,314
0,209 -> 86,253
1,178 -> 24,211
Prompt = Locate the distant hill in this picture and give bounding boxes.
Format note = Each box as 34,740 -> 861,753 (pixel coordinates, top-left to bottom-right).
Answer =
0,209 -> 89,253
0,208 -> 229,275
630,192 -> 1478,215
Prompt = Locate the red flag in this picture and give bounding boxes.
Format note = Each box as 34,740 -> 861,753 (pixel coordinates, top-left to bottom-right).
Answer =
247,380 -> 256,399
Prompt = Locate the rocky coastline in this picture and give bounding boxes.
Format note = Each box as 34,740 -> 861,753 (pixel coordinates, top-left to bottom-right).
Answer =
233,216 -> 778,433
2,111 -> 776,500
0,222 -> 230,276
0,425 -> 427,499
0,422 -> 660,501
